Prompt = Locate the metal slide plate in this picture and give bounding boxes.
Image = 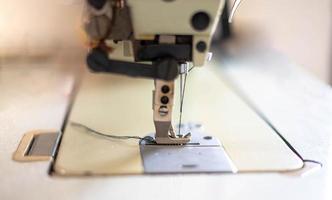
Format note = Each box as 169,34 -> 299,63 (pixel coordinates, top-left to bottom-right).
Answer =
140,123 -> 237,173
13,130 -> 59,162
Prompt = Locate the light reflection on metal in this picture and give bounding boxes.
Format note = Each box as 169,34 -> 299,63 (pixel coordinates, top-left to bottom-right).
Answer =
229,0 -> 243,23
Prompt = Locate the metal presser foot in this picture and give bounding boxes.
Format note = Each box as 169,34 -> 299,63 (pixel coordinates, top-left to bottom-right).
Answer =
152,79 -> 190,144
140,80 -> 237,173
154,122 -> 191,144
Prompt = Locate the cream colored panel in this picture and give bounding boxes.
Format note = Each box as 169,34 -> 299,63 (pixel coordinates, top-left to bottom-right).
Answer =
54,74 -> 153,175
54,64 -> 303,175
180,67 -> 302,171
193,36 -> 211,66
126,0 -> 224,38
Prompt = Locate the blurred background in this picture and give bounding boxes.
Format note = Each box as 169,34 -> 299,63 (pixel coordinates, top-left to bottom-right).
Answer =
0,0 -> 331,83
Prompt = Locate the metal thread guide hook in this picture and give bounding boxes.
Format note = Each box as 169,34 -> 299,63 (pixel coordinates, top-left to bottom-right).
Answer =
229,0 -> 243,23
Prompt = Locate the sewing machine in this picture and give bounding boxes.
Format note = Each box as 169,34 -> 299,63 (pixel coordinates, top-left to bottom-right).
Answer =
3,0 -> 330,199
12,0 -> 305,175
61,0 -> 241,173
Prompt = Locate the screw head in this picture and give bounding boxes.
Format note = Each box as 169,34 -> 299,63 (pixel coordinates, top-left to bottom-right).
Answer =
203,136 -> 212,140
161,96 -> 169,104
161,85 -> 170,94
196,41 -> 207,52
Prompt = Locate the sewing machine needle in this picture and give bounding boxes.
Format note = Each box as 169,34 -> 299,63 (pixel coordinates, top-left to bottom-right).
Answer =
179,71 -> 188,137
179,73 -> 183,136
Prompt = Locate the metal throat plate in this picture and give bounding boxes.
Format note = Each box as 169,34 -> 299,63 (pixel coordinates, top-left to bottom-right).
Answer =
139,123 -> 237,174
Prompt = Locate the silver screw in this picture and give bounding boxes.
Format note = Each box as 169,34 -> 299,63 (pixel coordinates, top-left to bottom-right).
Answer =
159,106 -> 168,116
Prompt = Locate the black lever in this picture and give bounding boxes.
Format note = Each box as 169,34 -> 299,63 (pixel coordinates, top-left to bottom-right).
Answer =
87,48 -> 179,81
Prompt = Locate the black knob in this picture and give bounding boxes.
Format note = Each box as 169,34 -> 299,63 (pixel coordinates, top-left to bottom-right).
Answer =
196,41 -> 207,52
154,58 -> 179,81
191,11 -> 210,31
88,0 -> 107,10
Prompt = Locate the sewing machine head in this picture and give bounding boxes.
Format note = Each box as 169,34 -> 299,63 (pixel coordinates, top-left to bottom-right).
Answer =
84,0 -> 224,66
84,0 -> 225,144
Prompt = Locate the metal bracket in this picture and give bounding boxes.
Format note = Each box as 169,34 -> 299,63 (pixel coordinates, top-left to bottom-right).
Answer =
13,130 -> 60,162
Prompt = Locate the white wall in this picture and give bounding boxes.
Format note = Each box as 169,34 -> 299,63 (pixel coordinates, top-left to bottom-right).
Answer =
0,0 -> 84,57
233,0 -> 332,82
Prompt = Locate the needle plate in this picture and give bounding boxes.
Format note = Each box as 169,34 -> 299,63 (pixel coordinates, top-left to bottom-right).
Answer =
140,123 -> 237,173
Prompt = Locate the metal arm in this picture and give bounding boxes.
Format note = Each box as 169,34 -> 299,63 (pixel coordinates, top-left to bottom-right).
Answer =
153,80 -> 190,144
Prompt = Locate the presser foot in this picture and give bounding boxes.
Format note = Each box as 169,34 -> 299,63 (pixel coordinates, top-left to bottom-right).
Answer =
154,121 -> 191,144
154,134 -> 191,145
